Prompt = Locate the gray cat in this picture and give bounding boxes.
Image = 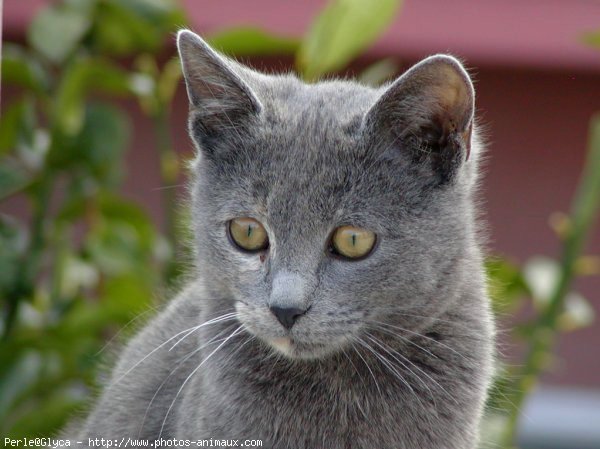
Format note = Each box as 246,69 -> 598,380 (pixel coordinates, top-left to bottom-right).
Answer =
74,30 -> 495,449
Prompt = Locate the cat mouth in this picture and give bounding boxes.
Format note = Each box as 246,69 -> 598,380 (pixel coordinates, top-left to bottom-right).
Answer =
267,336 -> 336,359
270,336 -> 293,354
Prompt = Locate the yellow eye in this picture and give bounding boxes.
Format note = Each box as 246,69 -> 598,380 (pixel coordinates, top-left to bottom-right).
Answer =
229,218 -> 269,252
330,226 -> 376,260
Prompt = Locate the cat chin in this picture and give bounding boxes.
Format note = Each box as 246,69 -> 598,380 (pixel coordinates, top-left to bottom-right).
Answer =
265,336 -> 345,360
265,336 -> 297,358
269,336 -> 293,354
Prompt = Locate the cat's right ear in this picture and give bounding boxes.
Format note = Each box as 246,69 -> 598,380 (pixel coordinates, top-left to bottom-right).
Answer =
176,30 -> 262,146
363,55 -> 475,185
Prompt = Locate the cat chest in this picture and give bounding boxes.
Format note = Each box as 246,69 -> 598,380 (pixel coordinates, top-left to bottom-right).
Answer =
178,371 -> 419,448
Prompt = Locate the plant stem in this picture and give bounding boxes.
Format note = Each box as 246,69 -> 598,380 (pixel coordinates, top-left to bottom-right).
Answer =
501,115 -> 600,447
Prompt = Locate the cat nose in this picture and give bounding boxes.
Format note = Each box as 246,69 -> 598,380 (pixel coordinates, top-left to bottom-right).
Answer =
269,271 -> 311,329
269,305 -> 307,330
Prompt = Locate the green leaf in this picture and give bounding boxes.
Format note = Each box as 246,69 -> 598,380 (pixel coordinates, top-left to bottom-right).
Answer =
1,44 -> 49,93
113,0 -> 186,24
156,58 -> 182,105
208,28 -> 299,56
76,104 -> 130,184
0,98 -> 48,175
102,275 -> 154,318
86,224 -> 146,276
48,103 -> 130,183
60,256 -> 100,298
4,385 -> 83,438
92,2 -> 161,56
486,368 -> 516,410
91,0 -> 186,56
85,194 -> 158,277
0,216 -> 27,297
0,105 -> 22,156
486,257 -> 529,313
27,5 -> 91,64
97,194 -> 156,244
53,58 -> 131,135
53,299 -> 112,340
0,99 -> 35,157
0,160 -> 31,201
582,30 -> 600,49
0,351 -> 43,422
358,58 -> 398,86
298,0 -> 402,80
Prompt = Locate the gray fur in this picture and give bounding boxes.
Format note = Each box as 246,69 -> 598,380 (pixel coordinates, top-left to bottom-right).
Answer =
73,30 -> 495,449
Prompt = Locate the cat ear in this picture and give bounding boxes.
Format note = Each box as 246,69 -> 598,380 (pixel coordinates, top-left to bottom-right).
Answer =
176,30 -> 262,143
363,55 -> 474,184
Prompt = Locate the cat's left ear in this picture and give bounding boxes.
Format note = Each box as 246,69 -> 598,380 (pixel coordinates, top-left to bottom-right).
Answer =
177,30 -> 262,146
363,55 -> 474,183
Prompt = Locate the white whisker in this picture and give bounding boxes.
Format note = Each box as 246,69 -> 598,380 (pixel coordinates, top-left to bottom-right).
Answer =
341,347 -> 368,392
356,337 -> 415,397
368,321 -> 438,359
111,312 -> 238,387
137,325 -> 238,437
158,325 -> 244,438
373,321 -> 468,362
169,312 -> 237,351
95,307 -> 157,356
367,332 -> 459,408
350,343 -> 382,397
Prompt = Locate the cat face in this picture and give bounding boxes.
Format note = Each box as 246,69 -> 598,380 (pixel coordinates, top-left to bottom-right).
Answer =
178,31 -> 479,360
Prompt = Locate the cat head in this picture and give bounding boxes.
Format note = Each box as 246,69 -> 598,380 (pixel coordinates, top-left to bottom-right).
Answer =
177,30 -> 483,360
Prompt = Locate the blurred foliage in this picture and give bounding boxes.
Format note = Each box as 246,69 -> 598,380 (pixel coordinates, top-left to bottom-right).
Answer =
483,116 -> 600,448
0,0 -> 187,436
1,0 -> 599,447
296,0 -> 402,81
582,30 -> 600,48
480,37 -> 600,449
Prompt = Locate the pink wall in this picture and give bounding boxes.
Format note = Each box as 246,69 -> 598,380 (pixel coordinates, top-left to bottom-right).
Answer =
5,0 -> 600,71
178,0 -> 600,71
